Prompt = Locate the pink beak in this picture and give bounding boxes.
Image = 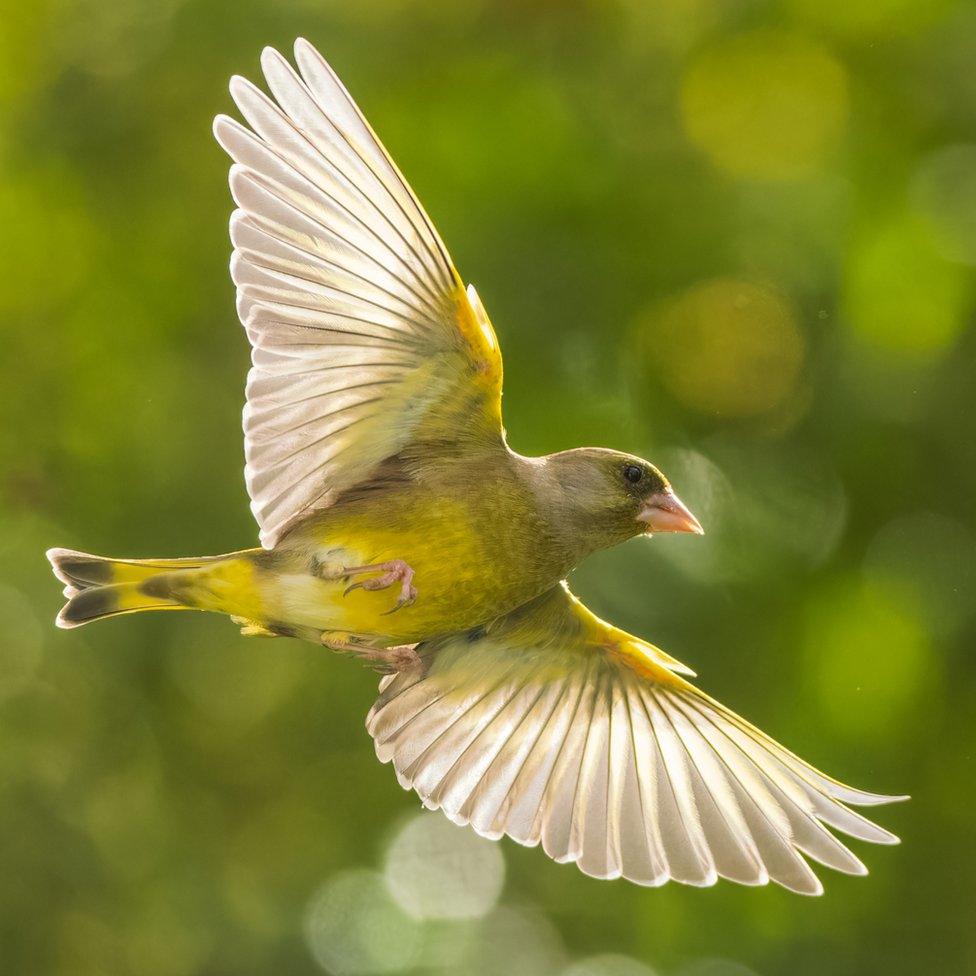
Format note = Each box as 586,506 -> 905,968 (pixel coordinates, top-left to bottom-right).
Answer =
638,490 -> 704,535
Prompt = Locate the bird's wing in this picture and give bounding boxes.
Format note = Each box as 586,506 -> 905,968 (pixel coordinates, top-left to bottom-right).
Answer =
214,39 -> 503,548
367,583 -> 906,894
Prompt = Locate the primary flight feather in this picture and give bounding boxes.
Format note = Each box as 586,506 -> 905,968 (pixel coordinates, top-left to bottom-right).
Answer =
47,38 -> 904,895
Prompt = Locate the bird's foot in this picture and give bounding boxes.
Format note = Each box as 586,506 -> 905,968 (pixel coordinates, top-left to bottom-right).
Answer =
340,559 -> 417,614
320,633 -> 420,674
362,643 -> 421,674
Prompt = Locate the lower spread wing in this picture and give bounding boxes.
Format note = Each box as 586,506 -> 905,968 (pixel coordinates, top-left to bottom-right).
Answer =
367,584 -> 906,894
214,40 -> 503,548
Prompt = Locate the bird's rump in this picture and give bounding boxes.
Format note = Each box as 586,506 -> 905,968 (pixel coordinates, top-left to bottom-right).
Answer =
214,39 -> 504,548
367,583 -> 905,894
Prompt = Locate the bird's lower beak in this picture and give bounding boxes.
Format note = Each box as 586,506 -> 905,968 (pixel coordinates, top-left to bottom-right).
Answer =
638,490 -> 704,535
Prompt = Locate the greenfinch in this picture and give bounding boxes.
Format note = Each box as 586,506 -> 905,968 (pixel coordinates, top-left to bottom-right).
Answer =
48,39 -> 904,894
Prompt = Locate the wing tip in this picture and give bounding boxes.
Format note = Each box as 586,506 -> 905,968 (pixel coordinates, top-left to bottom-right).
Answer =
212,113 -> 231,144
260,45 -> 288,75
829,785 -> 911,808
876,792 -> 911,805
874,829 -> 902,847
228,73 -> 249,97
294,36 -> 324,70
796,877 -> 825,897
229,73 -> 267,112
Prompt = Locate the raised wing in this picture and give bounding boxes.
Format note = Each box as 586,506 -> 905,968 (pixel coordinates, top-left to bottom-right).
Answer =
367,584 -> 906,894
214,39 -> 503,547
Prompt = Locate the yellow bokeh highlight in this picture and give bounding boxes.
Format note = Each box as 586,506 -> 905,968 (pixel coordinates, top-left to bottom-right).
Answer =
0,0 -> 53,106
641,277 -> 805,417
787,0 -> 955,39
167,634 -> 306,731
843,213 -> 973,360
680,30 -> 849,180
805,578 -> 934,741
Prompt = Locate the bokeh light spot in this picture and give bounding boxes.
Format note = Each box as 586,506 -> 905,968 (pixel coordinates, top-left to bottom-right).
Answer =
303,868 -> 421,975
168,634 -> 304,730
564,953 -> 658,976
82,757 -> 172,881
681,31 -> 849,180
787,0 -> 955,38
677,961 -> 760,976
911,144 -> 976,265
53,0 -> 183,77
655,444 -> 847,583
120,890 -> 214,976
414,918 -> 483,971
804,578 -> 934,739
863,512 -> 976,638
640,278 -> 805,417
843,213 -> 972,360
459,905 -> 566,976
0,165 -> 97,315
384,812 -> 505,920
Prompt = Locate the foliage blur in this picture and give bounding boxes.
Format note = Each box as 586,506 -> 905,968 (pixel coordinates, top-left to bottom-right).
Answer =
2,1 -> 975,974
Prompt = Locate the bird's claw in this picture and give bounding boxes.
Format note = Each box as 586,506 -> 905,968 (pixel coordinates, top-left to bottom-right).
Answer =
339,559 -> 417,613
320,634 -> 420,673
382,583 -> 418,615
366,643 -> 421,674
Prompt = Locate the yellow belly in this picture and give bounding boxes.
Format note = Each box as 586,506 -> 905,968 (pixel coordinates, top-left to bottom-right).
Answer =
253,489 -> 547,645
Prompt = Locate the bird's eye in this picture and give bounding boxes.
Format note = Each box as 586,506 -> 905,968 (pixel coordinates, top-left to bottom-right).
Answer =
623,464 -> 643,485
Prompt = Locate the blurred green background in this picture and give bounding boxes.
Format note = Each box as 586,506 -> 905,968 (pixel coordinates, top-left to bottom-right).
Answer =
2,0 -> 975,973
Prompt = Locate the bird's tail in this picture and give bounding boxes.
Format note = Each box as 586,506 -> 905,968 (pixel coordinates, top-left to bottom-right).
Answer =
46,547 -> 232,629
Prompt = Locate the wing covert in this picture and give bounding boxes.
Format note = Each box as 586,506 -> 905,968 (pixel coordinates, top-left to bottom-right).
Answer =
214,39 -> 503,547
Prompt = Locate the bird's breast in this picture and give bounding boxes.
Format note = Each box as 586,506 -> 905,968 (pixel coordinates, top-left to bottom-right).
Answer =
277,475 -> 564,644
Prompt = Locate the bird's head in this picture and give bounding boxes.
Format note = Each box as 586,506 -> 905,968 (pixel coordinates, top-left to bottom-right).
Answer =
539,448 -> 703,552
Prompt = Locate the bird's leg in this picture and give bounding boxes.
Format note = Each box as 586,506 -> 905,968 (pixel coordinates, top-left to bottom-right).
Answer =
316,558 -> 418,614
359,643 -> 421,674
320,632 -> 420,674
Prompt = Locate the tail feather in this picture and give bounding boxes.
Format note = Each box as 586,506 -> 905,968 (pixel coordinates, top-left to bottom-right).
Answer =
46,548 -> 224,629
54,581 -> 186,629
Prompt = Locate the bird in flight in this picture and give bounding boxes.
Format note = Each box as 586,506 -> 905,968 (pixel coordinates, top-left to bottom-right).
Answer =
47,38 -> 904,894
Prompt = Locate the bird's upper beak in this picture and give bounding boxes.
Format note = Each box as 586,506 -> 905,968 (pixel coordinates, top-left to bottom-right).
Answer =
638,490 -> 704,535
